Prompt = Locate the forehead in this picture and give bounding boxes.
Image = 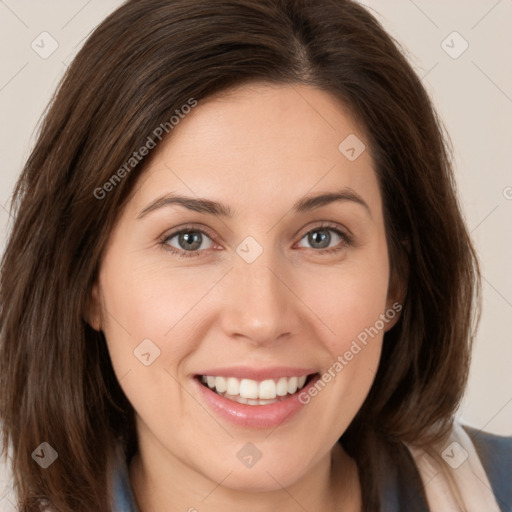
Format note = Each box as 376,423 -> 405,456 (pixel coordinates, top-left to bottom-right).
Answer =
128,82 -> 381,219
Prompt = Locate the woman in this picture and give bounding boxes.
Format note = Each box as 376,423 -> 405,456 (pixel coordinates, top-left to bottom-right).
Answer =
1,0 -> 510,511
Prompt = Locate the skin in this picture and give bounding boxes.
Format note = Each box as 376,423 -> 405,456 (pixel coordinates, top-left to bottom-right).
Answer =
89,82 -> 403,512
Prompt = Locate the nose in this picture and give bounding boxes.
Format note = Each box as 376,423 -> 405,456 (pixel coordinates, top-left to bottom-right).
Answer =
218,250 -> 302,347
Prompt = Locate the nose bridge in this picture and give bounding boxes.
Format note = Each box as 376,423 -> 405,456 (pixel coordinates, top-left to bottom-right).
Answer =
220,244 -> 297,345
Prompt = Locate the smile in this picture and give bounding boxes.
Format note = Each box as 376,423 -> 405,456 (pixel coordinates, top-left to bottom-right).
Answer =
193,369 -> 321,428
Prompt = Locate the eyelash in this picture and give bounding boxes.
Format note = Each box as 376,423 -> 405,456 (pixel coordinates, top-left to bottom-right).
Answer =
160,223 -> 353,259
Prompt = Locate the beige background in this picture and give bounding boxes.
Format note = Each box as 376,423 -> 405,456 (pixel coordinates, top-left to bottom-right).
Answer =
1,0 -> 511,509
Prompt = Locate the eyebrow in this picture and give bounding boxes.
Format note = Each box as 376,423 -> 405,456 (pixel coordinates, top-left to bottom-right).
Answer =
137,187 -> 371,219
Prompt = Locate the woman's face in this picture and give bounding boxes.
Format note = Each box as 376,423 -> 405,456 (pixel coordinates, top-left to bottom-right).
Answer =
90,83 -> 401,492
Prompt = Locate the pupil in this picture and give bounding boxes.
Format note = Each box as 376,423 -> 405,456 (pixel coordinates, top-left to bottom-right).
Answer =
180,231 -> 201,250
309,229 -> 330,249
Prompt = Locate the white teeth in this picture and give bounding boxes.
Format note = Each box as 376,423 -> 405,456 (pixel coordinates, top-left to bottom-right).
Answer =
239,378 -> 259,399
215,376 -> 227,393
202,374 -> 310,401
226,377 -> 239,396
258,379 -> 277,400
287,376 -> 298,394
276,377 -> 289,396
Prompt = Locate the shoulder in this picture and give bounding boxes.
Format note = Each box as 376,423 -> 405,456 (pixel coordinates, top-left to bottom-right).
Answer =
462,423 -> 512,511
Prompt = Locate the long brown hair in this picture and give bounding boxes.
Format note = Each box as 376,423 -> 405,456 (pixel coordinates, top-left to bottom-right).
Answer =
0,0 -> 480,510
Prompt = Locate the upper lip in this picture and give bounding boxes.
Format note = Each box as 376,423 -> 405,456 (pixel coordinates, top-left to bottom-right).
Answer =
194,366 -> 318,381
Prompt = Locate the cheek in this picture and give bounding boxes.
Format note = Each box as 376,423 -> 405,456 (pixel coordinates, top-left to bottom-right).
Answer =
97,263 -> 207,433
295,246 -> 389,414
293,274 -> 387,442
310,274 -> 386,383
99,255 -> 212,346
303,255 -> 390,358
97,258 -> 233,435
95,253 -> 201,397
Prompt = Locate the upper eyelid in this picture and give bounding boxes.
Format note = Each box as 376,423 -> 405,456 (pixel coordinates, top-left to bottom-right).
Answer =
162,223 -> 217,243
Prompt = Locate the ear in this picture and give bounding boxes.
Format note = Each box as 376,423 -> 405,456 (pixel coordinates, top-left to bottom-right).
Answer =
384,263 -> 408,332
85,280 -> 102,331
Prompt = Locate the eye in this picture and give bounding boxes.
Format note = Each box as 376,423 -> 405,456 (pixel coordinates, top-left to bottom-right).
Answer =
162,227 -> 215,258
296,224 -> 352,254
160,222 -> 352,259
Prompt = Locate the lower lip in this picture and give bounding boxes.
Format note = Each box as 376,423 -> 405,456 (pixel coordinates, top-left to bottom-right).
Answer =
193,374 -> 320,429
